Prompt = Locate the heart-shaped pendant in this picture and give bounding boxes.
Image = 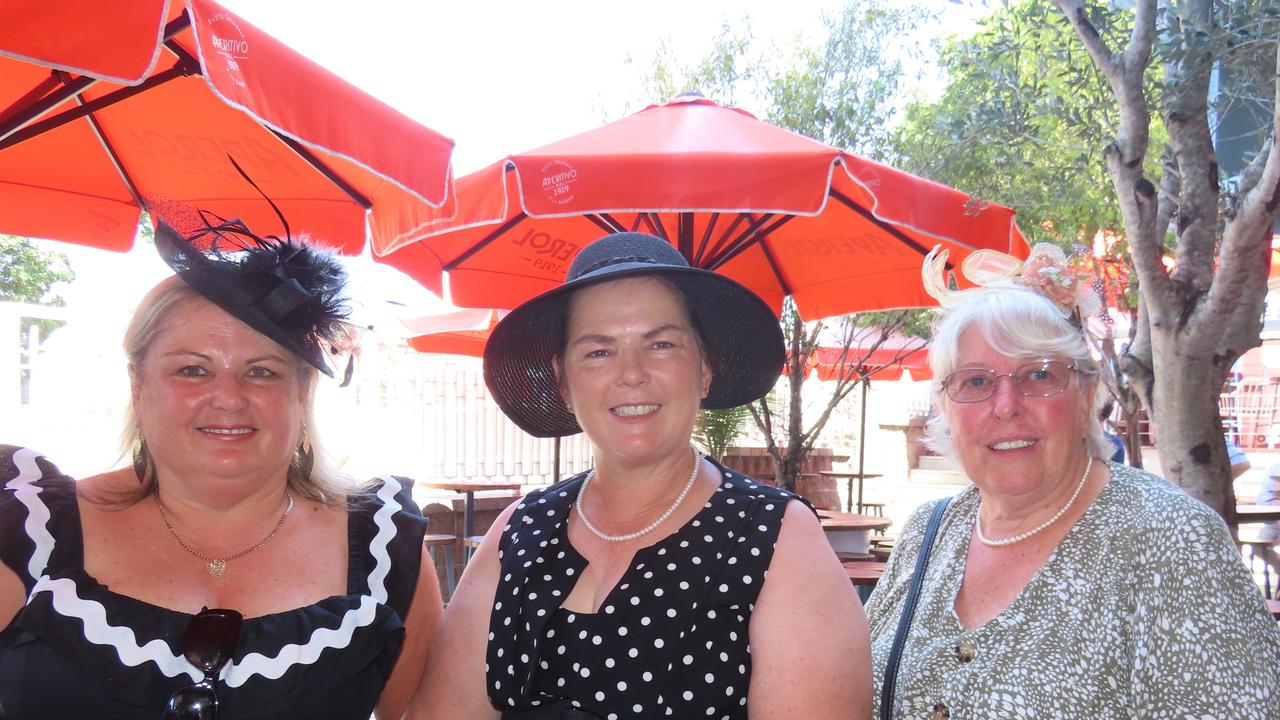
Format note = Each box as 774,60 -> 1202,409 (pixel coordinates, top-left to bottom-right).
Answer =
207,559 -> 227,577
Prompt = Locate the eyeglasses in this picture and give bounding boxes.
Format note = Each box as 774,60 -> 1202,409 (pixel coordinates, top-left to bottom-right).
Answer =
164,607 -> 243,720
941,360 -> 1084,403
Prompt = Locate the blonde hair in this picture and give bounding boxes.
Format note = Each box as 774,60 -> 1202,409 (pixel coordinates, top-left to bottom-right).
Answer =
119,276 -> 351,505
924,286 -> 1111,460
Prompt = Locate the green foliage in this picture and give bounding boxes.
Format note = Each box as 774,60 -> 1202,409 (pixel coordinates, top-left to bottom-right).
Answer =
694,405 -> 753,463
0,236 -> 73,305
890,0 -> 1154,245
765,1 -> 934,159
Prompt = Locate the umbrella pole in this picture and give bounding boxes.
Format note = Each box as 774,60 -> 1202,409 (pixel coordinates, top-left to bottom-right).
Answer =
553,436 -> 561,484
855,378 -> 869,514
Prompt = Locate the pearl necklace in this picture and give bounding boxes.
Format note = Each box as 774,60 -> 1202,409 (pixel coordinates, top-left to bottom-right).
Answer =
975,456 -> 1093,547
575,447 -> 703,543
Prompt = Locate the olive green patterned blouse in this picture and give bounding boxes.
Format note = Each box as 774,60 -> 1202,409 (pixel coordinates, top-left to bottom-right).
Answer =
866,461 -> 1280,719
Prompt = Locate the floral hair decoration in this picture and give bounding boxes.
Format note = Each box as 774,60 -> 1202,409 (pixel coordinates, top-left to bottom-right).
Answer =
922,243 -> 1102,326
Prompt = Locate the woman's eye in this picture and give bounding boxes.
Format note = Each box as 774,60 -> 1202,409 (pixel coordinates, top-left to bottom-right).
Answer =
247,366 -> 277,378
177,366 -> 209,377
963,375 -> 989,388
584,348 -> 610,359
652,340 -> 675,350
1029,368 -> 1051,381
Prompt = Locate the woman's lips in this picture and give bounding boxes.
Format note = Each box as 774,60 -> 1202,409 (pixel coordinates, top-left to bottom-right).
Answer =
611,404 -> 660,417
989,439 -> 1036,451
199,426 -> 255,437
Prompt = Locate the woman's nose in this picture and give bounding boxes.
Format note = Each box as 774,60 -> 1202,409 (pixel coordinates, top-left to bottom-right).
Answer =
615,348 -> 650,386
989,375 -> 1023,418
209,373 -> 249,410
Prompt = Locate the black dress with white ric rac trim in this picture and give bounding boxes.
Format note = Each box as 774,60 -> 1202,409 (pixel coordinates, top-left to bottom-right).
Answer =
486,458 -> 807,719
0,445 -> 427,719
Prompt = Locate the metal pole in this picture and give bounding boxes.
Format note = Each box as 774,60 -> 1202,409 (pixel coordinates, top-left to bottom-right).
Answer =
553,436 -> 561,484
856,378 -> 869,513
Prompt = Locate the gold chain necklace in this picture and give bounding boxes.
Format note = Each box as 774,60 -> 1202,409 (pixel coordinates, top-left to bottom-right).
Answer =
154,489 -> 294,577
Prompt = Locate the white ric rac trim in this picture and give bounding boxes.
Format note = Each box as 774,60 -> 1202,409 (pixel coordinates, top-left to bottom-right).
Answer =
18,465 -> 404,686
4,447 -> 53,580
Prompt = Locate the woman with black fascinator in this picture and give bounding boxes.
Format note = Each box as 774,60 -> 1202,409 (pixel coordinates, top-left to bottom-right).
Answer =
0,211 -> 442,719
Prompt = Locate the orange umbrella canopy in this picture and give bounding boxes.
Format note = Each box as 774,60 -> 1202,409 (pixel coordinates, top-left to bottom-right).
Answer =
806,333 -> 931,382
403,308 -> 504,357
0,0 -> 455,253
380,95 -> 1028,320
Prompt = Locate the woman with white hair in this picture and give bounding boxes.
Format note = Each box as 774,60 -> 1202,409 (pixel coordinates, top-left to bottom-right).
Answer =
866,245 -> 1280,719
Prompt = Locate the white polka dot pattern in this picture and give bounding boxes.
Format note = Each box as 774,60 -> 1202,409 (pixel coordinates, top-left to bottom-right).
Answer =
866,462 -> 1280,718
485,459 -> 801,717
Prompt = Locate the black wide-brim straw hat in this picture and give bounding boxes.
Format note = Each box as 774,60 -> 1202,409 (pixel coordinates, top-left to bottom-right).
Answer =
484,232 -> 786,438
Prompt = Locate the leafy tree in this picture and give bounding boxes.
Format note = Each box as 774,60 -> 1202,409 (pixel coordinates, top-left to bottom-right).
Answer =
891,1 -> 1152,464
637,0 -> 937,493
1047,0 -> 1280,518
0,236 -> 73,305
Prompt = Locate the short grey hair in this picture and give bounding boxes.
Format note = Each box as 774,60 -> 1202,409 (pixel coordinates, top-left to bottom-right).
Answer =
924,286 -> 1111,460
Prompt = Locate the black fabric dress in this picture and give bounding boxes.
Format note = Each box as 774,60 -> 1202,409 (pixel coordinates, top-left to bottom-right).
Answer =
485,458 -> 805,719
0,445 -> 427,720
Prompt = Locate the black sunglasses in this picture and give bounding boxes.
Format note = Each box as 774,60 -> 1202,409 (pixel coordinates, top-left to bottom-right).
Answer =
164,607 -> 243,720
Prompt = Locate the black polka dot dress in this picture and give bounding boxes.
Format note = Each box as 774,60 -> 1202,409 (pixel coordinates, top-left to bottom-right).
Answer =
485,458 -> 803,719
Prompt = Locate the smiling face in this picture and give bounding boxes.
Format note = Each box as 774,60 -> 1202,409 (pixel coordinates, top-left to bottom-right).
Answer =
556,276 -> 711,469
941,327 -> 1094,500
132,297 -> 308,487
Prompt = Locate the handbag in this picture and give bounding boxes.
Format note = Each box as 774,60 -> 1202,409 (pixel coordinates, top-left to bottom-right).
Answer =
879,496 -> 952,720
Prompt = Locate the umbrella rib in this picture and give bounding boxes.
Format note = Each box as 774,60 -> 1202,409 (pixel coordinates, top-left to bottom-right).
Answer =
705,213 -> 786,269
829,188 -> 931,256
77,95 -> 145,209
0,63 -> 194,152
644,213 -> 670,241
584,214 -> 619,234
692,213 -> 721,267
271,131 -> 372,209
445,212 -> 529,270
709,214 -> 796,297
0,12 -> 192,147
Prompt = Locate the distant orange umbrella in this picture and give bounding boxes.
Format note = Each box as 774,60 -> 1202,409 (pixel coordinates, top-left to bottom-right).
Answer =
0,0 -> 454,253
806,333 -> 931,382
380,94 -> 1027,319
404,308 -> 504,357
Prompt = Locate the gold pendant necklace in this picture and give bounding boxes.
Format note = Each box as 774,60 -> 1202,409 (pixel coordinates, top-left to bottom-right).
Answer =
155,489 -> 294,577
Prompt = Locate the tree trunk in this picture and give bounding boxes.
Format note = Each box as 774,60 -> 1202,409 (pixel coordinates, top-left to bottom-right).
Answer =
1057,0 -> 1280,520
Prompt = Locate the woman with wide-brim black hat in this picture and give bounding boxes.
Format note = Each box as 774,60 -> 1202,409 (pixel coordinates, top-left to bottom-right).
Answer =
0,212 -> 442,719
408,232 -> 870,719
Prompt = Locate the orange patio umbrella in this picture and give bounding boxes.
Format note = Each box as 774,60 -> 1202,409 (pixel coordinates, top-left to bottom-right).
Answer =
380,94 -> 1028,320
797,331 -> 930,511
0,0 -> 455,254
403,308 -> 504,357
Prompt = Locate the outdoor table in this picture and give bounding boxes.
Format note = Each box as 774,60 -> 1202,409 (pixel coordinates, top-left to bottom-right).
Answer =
818,510 -> 893,555
842,561 -> 888,587
819,470 -> 884,513
420,480 -> 523,537
1237,505 -> 1280,524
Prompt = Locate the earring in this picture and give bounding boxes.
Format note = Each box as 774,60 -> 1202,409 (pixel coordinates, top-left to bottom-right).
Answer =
565,400 -> 574,412
294,427 -> 314,482
132,428 -> 151,484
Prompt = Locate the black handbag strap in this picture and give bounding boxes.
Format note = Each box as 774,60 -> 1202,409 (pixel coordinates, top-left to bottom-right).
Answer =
879,496 -> 952,720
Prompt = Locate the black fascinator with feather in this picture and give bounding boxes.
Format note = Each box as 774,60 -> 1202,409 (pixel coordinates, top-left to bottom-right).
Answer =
153,209 -> 353,379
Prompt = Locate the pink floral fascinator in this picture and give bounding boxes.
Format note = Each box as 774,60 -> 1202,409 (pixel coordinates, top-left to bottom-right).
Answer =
922,243 -> 1103,326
